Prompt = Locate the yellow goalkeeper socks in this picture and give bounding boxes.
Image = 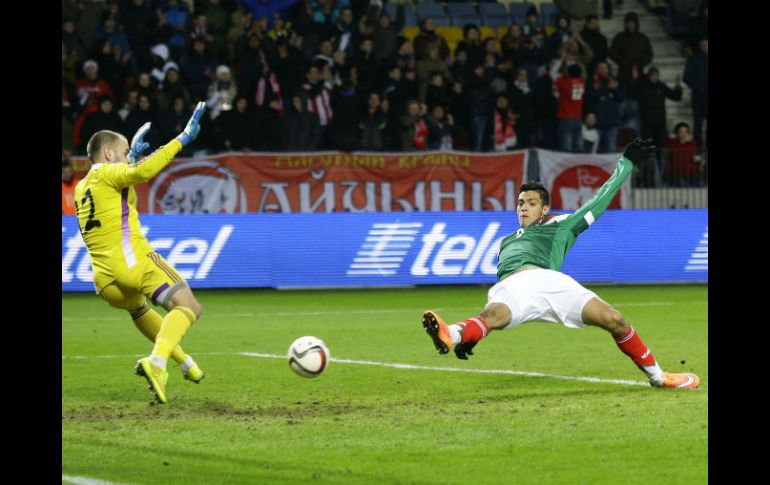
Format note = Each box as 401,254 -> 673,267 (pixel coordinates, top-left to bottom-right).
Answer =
150,306 -> 196,368
130,305 -> 190,365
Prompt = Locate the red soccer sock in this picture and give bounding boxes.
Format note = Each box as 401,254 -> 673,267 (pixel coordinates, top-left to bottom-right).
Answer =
458,317 -> 489,344
614,326 -> 657,367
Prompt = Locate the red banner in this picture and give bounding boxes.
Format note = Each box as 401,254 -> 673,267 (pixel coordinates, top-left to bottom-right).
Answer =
72,151 -> 527,213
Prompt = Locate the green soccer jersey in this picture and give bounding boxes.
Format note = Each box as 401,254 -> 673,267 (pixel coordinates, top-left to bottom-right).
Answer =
496,157 -> 633,281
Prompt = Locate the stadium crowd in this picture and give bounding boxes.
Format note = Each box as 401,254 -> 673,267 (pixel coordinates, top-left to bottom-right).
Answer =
62,0 -> 707,192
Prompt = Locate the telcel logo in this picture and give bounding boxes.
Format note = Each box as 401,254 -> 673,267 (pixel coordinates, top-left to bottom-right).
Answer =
410,223 -> 503,276
62,225 -> 233,283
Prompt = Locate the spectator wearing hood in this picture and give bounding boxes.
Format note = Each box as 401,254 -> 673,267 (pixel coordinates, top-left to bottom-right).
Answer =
207,65 -> 238,120
283,93 -> 322,151
413,18 -> 450,62
609,12 -> 653,82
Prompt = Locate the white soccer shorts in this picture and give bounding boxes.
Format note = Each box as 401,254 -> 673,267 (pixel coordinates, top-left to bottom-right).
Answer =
486,268 -> 599,329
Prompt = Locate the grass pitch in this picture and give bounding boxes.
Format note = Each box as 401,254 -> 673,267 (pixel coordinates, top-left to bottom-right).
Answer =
62,285 -> 707,484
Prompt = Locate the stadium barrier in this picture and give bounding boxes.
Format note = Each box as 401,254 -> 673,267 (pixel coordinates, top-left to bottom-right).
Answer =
62,209 -> 707,292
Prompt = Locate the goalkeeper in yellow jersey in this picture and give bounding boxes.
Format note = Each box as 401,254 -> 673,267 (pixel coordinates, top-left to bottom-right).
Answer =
74,102 -> 207,404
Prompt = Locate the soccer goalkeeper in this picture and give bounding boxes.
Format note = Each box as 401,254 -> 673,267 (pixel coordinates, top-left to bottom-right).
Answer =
422,138 -> 700,389
74,102 -> 207,403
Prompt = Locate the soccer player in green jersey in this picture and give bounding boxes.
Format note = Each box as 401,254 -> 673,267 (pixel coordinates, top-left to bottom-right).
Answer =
422,138 -> 700,389
75,102 -> 208,403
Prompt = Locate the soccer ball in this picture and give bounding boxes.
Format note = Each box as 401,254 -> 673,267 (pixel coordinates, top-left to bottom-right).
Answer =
287,336 -> 330,378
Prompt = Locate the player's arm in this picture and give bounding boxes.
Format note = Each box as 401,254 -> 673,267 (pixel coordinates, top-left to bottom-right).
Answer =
561,138 -> 655,235
104,102 -> 206,188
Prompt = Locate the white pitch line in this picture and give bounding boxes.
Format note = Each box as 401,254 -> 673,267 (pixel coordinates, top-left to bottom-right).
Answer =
237,352 -> 650,387
62,475 -> 136,485
61,301 -> 706,322
61,351 -> 650,387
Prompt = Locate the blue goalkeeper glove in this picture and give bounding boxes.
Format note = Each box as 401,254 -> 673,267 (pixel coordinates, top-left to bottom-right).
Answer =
127,122 -> 151,166
176,101 -> 207,148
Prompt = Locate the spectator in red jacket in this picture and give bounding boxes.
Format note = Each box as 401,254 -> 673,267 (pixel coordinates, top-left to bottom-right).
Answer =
664,122 -> 703,187
554,64 -> 585,153
75,59 -> 114,107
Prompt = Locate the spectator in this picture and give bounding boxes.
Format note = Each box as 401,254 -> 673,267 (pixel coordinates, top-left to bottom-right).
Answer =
207,64 -> 237,121
631,67 -> 683,157
89,12 -> 133,64
546,14 -> 572,60
582,113 -> 600,153
381,63 -> 414,150
301,61 -> 335,144
359,91 -> 388,151
560,33 -> 594,73
352,35 -> 378,95
122,94 -> 159,148
554,64 -> 586,153
62,18 -> 87,63
117,88 -> 140,121
609,12 -> 654,82
517,30 -> 547,90
364,0 -> 405,61
283,93 -> 322,151
202,0 -> 230,60
157,64 -> 191,113
135,71 -> 159,106
449,48 -> 471,83
584,61 -> 623,153
426,104 -> 456,151
629,67 -> 683,186
488,94 -> 518,152
521,6 -> 545,38
273,37 -> 304,97
392,35 -> 416,73
500,23 -> 524,66
149,44 -> 171,85
120,0 -> 156,71
268,12 -> 294,42
215,96 -> 256,151
580,14 -> 609,72
448,81 -> 471,149
181,37 -> 218,101
688,1 -> 708,53
330,7 -> 356,57
416,45 -> 450,103
160,0 -> 190,60
62,158 -> 81,216
254,94 -> 286,151
413,18 -> 450,62
158,95 -> 192,147
483,37 -> 504,70
329,79 -> 361,151
467,64 -> 495,151
80,96 -> 124,150
400,100 -> 429,151
663,122 -> 703,187
425,71 -> 450,112
458,24 -> 485,68
533,59 -> 560,149
509,69 -> 536,148
187,13 -> 215,51
75,59 -> 114,106
684,38 -> 708,148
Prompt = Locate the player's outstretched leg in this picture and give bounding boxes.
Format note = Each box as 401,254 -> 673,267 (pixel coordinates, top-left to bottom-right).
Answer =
581,298 -> 700,389
422,303 -> 509,360
130,304 -> 205,383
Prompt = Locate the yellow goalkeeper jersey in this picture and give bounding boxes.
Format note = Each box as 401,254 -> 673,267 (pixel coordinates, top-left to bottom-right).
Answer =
74,140 -> 182,292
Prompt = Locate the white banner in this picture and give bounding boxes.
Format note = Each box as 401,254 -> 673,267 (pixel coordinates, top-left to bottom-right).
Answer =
536,150 -> 631,210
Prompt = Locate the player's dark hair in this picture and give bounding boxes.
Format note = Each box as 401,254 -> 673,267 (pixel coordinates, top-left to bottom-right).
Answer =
87,130 -> 123,162
519,181 -> 550,206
